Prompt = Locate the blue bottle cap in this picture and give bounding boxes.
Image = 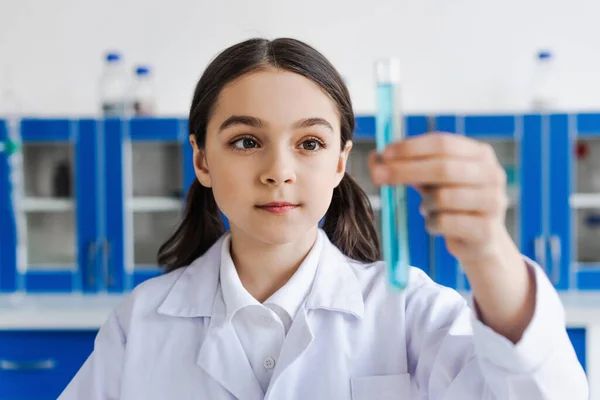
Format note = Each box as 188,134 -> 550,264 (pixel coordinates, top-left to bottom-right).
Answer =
106,52 -> 121,62
135,66 -> 150,76
538,51 -> 552,60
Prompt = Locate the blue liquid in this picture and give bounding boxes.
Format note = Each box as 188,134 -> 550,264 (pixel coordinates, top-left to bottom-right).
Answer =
376,83 -> 410,290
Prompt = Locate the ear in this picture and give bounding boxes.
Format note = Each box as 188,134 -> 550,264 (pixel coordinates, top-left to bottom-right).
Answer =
189,134 -> 212,188
334,140 -> 353,187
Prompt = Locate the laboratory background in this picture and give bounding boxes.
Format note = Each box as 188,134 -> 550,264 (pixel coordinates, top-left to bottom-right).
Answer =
1,0 -> 600,398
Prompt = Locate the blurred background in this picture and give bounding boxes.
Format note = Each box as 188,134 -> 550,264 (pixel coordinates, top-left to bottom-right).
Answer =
3,0 -> 600,115
1,0 -> 600,399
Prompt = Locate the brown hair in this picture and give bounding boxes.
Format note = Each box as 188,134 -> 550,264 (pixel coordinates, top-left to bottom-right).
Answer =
158,38 -> 380,272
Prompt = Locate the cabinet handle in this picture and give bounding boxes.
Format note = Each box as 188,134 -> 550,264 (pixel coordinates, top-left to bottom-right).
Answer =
0,359 -> 56,371
102,238 -> 115,287
549,235 -> 562,285
86,241 -> 97,287
534,235 -> 546,270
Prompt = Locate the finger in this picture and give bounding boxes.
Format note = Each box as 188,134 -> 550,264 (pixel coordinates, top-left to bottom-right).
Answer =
421,186 -> 508,215
425,212 -> 504,243
368,151 -> 385,184
368,150 -> 382,168
378,158 -> 504,186
382,133 -> 496,162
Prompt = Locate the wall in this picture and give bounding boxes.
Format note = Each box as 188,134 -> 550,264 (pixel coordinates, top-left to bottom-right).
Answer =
1,0 -> 600,116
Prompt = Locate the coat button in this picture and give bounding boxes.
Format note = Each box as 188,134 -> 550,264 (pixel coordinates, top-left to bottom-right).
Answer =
263,357 -> 276,370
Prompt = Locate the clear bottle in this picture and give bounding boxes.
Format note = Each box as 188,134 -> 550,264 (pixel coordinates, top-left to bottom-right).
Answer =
99,52 -> 128,117
131,65 -> 156,116
532,50 -> 557,112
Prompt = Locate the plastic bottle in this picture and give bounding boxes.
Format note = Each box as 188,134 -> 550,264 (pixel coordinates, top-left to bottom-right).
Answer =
99,52 -> 128,117
532,50 -> 557,112
131,65 -> 156,116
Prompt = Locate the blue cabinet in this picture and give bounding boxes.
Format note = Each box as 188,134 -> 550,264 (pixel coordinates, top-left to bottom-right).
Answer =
1,119 -> 101,293
0,118 -> 194,293
3,114 -> 600,293
0,330 -> 96,400
103,118 -> 192,290
425,115 -> 533,290
558,114 -> 600,289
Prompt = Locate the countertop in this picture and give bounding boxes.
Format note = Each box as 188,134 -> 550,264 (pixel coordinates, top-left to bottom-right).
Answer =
0,291 -> 599,330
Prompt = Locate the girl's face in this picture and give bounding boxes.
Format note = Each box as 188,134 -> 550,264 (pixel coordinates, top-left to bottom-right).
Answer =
191,68 -> 352,246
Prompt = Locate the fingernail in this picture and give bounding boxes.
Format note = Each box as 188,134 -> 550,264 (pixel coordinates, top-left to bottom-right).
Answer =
382,147 -> 395,160
425,214 -> 440,235
421,193 -> 434,210
373,166 -> 389,184
375,153 -> 383,163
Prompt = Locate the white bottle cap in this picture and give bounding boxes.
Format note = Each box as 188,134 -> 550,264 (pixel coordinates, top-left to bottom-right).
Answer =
375,58 -> 401,84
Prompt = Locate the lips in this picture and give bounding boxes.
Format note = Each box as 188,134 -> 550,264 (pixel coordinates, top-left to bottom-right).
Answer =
255,202 -> 299,214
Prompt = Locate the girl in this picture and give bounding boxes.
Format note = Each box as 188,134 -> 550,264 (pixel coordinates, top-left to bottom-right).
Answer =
60,38 -> 587,399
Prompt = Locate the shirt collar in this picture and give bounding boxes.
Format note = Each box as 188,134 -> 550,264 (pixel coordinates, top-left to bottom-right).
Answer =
219,234 -> 261,321
157,229 -> 364,321
219,230 -> 323,323
263,229 -> 323,320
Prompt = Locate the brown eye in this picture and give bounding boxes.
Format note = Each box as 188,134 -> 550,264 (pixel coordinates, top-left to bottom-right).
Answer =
302,139 -> 319,151
233,138 -> 259,149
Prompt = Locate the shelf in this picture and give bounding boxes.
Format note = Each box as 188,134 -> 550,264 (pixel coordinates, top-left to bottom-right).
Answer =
26,264 -> 76,272
20,197 -> 74,213
127,197 -> 183,213
571,193 -> 600,209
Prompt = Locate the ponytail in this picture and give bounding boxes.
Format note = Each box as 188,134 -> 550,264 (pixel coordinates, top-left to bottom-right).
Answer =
322,174 -> 381,263
157,180 -> 225,273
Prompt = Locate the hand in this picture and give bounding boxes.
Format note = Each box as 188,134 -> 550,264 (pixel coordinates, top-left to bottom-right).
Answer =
368,132 -> 534,343
368,132 -> 510,267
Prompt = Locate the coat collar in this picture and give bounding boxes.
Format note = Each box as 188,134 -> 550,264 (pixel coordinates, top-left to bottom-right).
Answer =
157,229 -> 364,320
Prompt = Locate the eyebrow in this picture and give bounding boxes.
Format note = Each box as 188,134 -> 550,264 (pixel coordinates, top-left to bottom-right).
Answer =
218,115 -> 334,134
293,118 -> 334,133
219,115 -> 264,132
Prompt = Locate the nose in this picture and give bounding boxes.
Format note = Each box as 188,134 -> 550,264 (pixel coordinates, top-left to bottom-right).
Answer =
259,147 -> 296,186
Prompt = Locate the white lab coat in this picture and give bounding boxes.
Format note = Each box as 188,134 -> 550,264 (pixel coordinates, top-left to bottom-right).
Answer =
59,232 -> 588,400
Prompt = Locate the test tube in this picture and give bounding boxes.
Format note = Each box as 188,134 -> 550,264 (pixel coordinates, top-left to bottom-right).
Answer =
375,58 -> 410,290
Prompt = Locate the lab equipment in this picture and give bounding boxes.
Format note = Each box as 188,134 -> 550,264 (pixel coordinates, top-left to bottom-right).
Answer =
99,52 -> 128,117
132,65 -> 156,116
532,50 -> 557,112
375,58 -> 410,290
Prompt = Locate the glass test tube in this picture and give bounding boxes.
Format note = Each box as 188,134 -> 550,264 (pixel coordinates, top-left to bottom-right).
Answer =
375,58 -> 410,290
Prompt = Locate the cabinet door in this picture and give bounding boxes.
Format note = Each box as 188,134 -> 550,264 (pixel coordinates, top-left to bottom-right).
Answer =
545,114 -> 571,290
15,119 -> 99,292
568,114 -> 600,289
520,115 -> 545,270
105,118 -> 187,291
0,330 -> 96,400
77,119 -> 103,293
432,115 -> 528,291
